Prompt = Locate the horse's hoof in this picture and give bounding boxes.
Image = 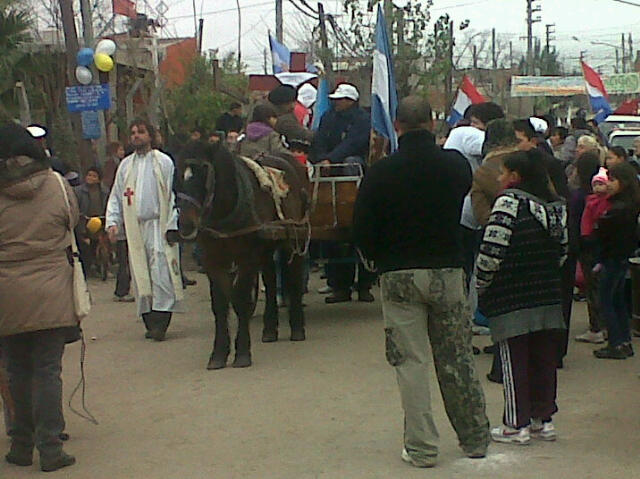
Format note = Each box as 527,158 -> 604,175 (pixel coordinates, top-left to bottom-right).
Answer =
262,330 -> 278,343
232,355 -> 252,368
207,357 -> 227,370
290,329 -> 306,341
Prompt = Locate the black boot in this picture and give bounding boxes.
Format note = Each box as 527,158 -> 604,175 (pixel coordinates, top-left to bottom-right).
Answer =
40,451 -> 75,472
5,444 -> 33,467
357,288 -> 375,303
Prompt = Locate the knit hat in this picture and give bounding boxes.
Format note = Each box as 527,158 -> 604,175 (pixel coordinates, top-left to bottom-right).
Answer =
591,167 -> 609,186
268,85 -> 297,105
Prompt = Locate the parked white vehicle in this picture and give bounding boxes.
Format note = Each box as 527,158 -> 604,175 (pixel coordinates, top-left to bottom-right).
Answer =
608,129 -> 640,154
599,115 -> 640,139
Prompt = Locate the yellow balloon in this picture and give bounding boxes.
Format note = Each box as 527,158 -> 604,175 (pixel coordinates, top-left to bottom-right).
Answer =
94,53 -> 114,72
86,217 -> 102,235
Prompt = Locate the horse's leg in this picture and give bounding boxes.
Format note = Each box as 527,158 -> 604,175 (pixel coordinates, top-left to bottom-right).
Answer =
230,260 -> 259,368
286,250 -> 306,341
261,249 -> 279,342
207,268 -> 233,370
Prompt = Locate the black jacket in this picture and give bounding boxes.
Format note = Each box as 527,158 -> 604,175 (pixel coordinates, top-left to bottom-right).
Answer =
312,105 -> 370,163
353,130 -> 472,273
596,198 -> 639,260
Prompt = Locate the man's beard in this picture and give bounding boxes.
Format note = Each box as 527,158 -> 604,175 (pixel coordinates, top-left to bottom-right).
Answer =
134,142 -> 151,153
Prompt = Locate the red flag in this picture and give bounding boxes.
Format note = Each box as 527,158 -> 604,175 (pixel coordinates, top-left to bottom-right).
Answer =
113,0 -> 136,18
614,99 -> 640,115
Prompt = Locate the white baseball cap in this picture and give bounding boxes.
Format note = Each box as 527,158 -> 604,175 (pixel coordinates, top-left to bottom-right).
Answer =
329,83 -> 359,101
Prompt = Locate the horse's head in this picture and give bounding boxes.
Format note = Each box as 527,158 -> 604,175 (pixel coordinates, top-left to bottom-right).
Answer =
177,141 -> 218,241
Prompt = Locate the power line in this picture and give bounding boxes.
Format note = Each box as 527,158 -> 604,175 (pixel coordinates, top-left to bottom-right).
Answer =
287,0 -> 319,20
165,1 -> 273,20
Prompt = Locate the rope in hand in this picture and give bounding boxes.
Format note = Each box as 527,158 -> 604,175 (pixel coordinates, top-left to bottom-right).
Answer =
68,331 -> 99,425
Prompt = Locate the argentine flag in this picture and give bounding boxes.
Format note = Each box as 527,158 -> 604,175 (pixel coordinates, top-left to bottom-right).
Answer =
269,34 -> 290,74
581,61 -> 612,124
371,5 -> 399,152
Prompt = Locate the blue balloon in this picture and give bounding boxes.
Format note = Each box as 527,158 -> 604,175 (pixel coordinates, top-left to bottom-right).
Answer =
77,48 -> 94,67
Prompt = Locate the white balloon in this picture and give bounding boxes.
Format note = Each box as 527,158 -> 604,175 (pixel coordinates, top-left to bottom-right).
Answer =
95,39 -> 116,56
75,66 -> 93,85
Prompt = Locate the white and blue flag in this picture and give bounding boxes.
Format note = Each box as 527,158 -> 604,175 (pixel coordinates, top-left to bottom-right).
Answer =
371,5 -> 398,152
269,34 -> 290,73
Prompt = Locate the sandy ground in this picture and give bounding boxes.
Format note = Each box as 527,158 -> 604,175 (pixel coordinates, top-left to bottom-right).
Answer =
1,271 -> 639,479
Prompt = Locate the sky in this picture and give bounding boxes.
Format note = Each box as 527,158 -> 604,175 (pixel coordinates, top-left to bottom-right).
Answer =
139,0 -> 640,74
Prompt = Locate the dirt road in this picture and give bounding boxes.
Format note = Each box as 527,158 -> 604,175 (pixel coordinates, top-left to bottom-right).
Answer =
1,272 -> 639,478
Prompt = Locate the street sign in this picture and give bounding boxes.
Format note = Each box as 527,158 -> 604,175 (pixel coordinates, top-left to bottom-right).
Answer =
81,110 -> 101,139
66,84 -> 111,112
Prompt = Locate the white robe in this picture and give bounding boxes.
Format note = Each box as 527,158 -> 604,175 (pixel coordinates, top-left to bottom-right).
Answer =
106,150 -> 183,316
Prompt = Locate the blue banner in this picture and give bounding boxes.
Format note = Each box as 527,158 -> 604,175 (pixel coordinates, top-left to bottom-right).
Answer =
81,111 -> 101,139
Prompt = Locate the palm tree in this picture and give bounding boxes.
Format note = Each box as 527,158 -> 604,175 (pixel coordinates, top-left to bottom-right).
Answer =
0,0 -> 33,117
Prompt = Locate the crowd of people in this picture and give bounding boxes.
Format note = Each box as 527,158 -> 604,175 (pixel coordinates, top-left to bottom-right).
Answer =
354,97 -> 640,463
1,78 -> 640,473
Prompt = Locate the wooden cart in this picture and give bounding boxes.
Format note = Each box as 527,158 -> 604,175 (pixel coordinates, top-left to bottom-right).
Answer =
308,163 -> 364,241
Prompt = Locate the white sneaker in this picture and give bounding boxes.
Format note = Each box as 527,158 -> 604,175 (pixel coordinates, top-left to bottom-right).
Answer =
317,285 -> 332,294
490,425 -> 531,445
575,330 -> 605,344
401,448 -> 436,468
472,325 -> 491,335
530,419 -> 557,441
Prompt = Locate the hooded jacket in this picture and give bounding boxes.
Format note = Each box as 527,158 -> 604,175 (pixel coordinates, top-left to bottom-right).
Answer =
0,169 -> 80,336
239,122 -> 295,162
470,146 -> 519,226
476,189 -> 568,341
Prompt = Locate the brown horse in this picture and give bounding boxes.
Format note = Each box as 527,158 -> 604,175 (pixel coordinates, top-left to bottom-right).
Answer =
178,142 -> 309,370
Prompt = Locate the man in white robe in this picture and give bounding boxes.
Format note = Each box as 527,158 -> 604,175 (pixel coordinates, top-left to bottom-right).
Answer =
106,120 -> 183,341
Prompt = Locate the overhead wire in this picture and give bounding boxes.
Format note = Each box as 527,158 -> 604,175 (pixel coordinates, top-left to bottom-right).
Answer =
287,0 -> 319,20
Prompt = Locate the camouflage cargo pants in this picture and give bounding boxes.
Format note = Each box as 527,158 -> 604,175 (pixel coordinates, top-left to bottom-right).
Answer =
381,268 -> 489,462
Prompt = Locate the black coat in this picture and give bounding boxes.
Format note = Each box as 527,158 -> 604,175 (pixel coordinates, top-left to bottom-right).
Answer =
353,130 -> 472,273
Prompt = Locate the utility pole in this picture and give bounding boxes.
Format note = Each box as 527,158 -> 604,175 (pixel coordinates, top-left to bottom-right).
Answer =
545,23 -> 555,52
197,18 -> 204,53
263,48 -> 268,74
191,0 -> 198,40
236,0 -> 242,72
509,41 -> 513,69
318,2 -> 333,84
59,0 -> 92,170
622,33 -> 627,72
79,0 -> 94,46
384,0 -> 394,42
629,32 -> 634,71
446,20 -> 454,109
526,0 -> 541,75
473,44 -> 478,70
276,0 -> 283,43
397,8 -> 405,57
491,28 -> 497,69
